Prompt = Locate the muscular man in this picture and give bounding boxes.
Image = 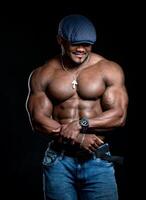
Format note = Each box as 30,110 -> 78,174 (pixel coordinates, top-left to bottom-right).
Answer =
26,14 -> 128,200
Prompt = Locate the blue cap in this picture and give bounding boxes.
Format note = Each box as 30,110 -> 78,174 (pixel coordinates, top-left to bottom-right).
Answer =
58,14 -> 96,45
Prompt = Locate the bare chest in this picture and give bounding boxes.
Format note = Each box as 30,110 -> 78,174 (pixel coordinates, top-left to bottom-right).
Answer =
46,69 -> 105,101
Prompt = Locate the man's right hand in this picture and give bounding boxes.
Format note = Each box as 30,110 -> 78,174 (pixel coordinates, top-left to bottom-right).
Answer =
59,121 -> 81,143
76,134 -> 104,153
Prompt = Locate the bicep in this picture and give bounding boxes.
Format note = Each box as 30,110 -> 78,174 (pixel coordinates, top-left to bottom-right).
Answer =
102,61 -> 128,111
27,92 -> 53,119
102,85 -> 128,116
26,69 -> 53,118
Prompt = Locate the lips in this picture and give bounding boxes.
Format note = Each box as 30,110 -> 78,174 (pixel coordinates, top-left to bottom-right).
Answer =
73,52 -> 86,58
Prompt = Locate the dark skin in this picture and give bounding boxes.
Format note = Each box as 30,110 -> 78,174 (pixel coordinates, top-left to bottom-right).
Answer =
26,37 -> 128,153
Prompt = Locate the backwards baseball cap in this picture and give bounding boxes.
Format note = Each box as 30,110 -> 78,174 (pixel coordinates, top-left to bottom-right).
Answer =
58,14 -> 96,45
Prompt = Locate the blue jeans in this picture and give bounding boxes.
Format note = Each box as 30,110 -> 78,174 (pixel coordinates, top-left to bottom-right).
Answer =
42,143 -> 118,200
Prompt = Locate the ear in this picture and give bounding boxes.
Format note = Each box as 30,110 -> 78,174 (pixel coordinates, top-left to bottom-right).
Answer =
56,35 -> 63,45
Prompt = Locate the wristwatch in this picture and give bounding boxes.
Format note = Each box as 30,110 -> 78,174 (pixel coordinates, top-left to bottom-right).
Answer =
79,117 -> 89,133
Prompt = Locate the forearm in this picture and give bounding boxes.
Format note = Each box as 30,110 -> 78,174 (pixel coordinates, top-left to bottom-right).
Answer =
31,115 -> 61,136
89,109 -> 124,130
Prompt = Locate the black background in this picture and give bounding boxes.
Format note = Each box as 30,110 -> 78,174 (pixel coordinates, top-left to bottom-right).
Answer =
0,2 -> 143,200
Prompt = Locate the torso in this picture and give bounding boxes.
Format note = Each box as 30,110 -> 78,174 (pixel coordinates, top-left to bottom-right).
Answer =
42,53 -> 107,124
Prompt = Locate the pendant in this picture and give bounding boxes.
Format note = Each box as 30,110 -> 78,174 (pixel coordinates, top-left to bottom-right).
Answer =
72,79 -> 78,89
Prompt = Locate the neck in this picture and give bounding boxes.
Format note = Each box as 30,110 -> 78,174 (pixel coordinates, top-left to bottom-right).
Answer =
60,55 -> 79,89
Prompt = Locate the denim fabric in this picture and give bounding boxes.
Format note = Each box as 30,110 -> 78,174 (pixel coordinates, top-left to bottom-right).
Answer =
42,144 -> 118,200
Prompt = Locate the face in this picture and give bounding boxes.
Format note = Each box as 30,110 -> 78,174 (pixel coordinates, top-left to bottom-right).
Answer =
59,37 -> 92,64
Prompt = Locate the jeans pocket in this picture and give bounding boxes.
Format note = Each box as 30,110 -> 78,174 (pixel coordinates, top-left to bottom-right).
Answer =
95,152 -> 114,167
95,158 -> 113,166
42,148 -> 59,167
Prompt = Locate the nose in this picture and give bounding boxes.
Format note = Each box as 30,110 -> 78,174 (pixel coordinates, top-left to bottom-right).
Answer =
76,45 -> 85,53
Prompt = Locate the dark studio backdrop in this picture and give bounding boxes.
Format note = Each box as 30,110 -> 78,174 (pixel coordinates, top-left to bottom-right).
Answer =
0,2 -> 141,200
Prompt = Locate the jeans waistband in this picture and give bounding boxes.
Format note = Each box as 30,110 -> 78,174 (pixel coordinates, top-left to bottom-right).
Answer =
50,142 -> 108,159
50,141 -> 124,164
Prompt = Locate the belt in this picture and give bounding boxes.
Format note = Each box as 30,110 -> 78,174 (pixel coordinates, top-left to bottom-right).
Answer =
50,142 -> 124,164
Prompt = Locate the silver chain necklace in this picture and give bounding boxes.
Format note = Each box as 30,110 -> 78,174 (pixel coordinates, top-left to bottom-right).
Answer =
60,56 -> 78,89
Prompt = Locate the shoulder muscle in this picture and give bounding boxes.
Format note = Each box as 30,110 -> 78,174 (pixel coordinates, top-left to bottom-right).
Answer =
99,60 -> 125,86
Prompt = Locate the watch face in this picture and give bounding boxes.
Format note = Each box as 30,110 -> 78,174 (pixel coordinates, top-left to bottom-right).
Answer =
82,119 -> 88,126
80,117 -> 89,127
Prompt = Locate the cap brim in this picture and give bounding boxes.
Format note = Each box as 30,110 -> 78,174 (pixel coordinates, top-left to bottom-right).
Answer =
71,40 -> 95,45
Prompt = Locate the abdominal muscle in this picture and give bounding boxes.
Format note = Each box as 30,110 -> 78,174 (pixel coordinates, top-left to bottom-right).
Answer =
53,94 -> 101,120
52,95 -> 104,136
